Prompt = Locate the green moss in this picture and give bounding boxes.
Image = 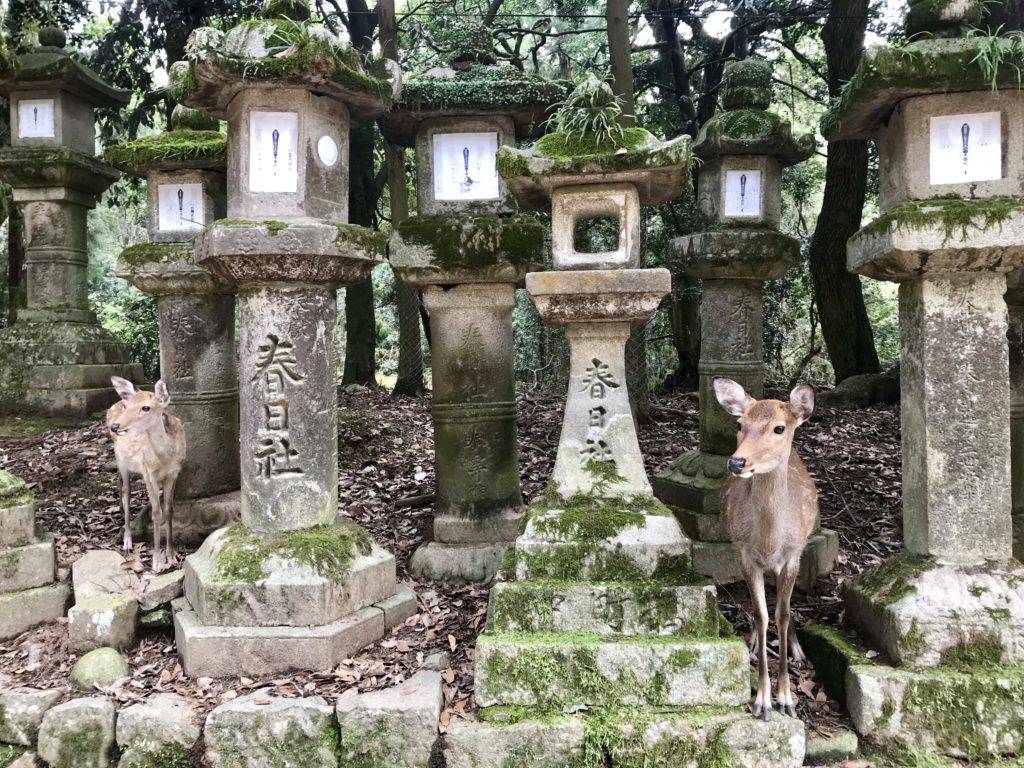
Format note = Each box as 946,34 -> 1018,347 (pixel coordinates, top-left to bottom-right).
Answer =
534,127 -> 651,159
52,723 -> 107,768
577,708 -> 737,768
118,242 -> 194,268
103,130 -> 226,173
852,552 -> 936,606
169,63 -> 197,103
399,64 -> 566,112
798,624 -> 872,703
212,521 -> 372,582
0,745 -> 23,768
396,214 -> 545,271
720,58 -> 772,111
0,469 -> 32,508
213,716 -> 340,768
715,108 -> 782,142
986,607 -> 1012,621
938,632 -> 1004,668
530,495 -> 645,542
120,743 -> 190,768
864,745 -> 956,768
901,619 -> 927,658
861,195 -> 1023,247
215,218 -> 290,235
332,223 -> 387,257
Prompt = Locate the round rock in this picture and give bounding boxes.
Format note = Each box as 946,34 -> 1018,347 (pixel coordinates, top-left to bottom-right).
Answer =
70,647 -> 129,690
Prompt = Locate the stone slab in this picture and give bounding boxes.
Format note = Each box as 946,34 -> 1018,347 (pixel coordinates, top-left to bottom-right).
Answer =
843,555 -> 1024,668
473,633 -> 748,709
525,267 -> 671,325
71,550 -> 131,602
443,717 -> 587,768
487,580 -> 721,636
0,581 -> 71,640
67,591 -> 139,652
689,531 -> 839,592
0,503 -> 36,550
0,536 -> 57,593
166,491 -> 239,548
137,570 -> 184,611
115,693 -> 201,753
432,509 -> 525,545
0,688 -> 65,746
409,542 -> 508,585
37,697 -> 117,768
847,661 -> 1024,760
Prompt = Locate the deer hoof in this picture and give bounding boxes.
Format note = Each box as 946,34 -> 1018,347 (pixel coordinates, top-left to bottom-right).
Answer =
122,534 -> 133,553
785,704 -> 797,718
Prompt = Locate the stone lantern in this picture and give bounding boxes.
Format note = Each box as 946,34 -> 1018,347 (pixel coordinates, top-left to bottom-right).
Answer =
166,0 -> 415,677
446,86 -> 804,764
385,33 -> 566,583
105,105 -> 239,546
0,26 -> 143,413
804,4 -> 1024,757
653,58 -> 838,589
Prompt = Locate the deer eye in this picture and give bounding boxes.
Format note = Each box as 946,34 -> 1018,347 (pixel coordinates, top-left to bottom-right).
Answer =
141,406 -> 151,412
773,425 -> 785,434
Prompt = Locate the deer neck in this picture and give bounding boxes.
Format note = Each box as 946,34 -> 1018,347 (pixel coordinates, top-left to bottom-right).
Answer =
747,452 -> 793,512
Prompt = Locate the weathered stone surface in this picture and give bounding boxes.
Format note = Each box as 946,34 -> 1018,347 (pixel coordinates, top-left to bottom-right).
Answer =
1009,269 -> 1024,562
69,648 -> 128,690
409,542 -> 508,585
67,592 -> 138,652
847,662 -> 1024,760
816,368 -> 900,408
442,717 -> 587,768
116,693 -> 200,768
170,491 -> 240,548
137,570 -> 183,611
844,555 -> 1024,668
551,184 -> 640,270
71,551 -> 130,602
804,729 -> 858,765
0,537 -> 57,593
5,749 -> 35,768
0,582 -> 71,640
137,607 -> 172,630
204,693 -> 338,768
0,688 -> 64,746
37,697 -> 116,768
473,633 -> 748,709
526,268 -> 670,326
336,670 -> 443,768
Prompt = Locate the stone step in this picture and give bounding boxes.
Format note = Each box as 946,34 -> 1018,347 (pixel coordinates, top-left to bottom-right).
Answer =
444,708 -> 805,768
0,535 -> 57,594
0,581 -> 72,641
473,632 -> 748,709
27,363 -> 144,391
0,500 -> 36,550
487,579 -> 722,637
24,387 -> 120,417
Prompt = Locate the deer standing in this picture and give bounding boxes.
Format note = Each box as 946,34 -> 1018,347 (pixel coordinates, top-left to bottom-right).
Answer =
713,378 -> 818,721
107,377 -> 186,573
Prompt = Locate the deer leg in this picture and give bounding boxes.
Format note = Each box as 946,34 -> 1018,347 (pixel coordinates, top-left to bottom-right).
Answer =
162,474 -> 178,566
775,560 -> 800,718
143,474 -> 164,573
746,567 -> 772,721
789,622 -> 806,664
119,468 -> 133,553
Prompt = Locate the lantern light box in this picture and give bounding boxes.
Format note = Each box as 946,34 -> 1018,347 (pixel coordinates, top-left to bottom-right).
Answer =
157,183 -> 204,232
929,111 -> 1002,185
249,111 -> 299,193
17,98 -> 56,138
432,132 -> 500,202
723,169 -> 762,218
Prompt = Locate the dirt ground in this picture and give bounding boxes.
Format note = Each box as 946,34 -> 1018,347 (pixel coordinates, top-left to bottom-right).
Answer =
0,386 -> 902,762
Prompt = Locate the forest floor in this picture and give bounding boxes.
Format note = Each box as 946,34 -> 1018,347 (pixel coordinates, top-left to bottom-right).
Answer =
0,386 -> 901,764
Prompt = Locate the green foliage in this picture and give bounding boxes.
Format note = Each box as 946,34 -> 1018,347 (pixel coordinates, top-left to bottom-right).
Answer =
534,126 -> 650,159
548,73 -> 627,148
966,26 -> 1024,89
103,130 -> 226,172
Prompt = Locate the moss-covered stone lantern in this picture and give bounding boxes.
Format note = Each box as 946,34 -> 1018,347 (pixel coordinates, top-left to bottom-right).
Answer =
385,31 -> 566,584
0,25 -> 143,414
802,3 -> 1024,757
451,86 -> 804,763
166,0 -> 415,678
105,105 -> 239,547
653,59 -> 837,589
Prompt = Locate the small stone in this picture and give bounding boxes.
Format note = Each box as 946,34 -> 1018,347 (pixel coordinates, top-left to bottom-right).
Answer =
137,571 -> 183,611
0,688 -> 64,746
8,750 -> 37,768
72,551 -> 131,602
336,670 -> 443,768
37,26 -> 66,48
37,697 -> 116,768
68,592 -> 138,652
70,648 -> 129,690
804,729 -> 859,765
423,651 -> 451,671
116,693 -> 200,768
204,693 -> 337,768
138,607 -> 172,630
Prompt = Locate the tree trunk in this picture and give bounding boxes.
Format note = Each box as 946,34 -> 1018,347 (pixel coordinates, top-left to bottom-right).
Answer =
669,273 -> 700,388
343,123 -> 378,386
808,0 -> 880,383
606,0 -> 635,126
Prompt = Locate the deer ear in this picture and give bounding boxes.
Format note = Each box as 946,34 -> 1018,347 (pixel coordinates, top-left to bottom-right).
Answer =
790,384 -> 814,424
111,377 -> 136,401
714,378 -> 754,417
154,380 -> 171,406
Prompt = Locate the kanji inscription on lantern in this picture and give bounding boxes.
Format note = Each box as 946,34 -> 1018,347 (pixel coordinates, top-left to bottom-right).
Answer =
17,98 -> 55,138
433,132 -> 500,201
580,359 -> 619,463
166,308 -> 198,379
252,334 -> 304,478
249,111 -> 299,193
723,169 -> 762,217
158,183 -> 204,232
581,358 -> 620,399
929,111 -> 1002,185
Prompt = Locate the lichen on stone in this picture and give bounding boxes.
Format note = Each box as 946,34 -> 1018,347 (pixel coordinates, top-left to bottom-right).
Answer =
861,195 -> 1022,246
533,127 -> 652,160
848,551 -> 937,606
394,214 -> 545,271
938,632 -> 1004,668
399,64 -> 566,113
119,743 -> 191,768
0,469 -> 32,508
118,242 -> 195,268
103,130 -> 226,173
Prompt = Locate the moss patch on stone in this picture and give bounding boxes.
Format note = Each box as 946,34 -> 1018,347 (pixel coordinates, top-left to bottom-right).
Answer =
118,242 -> 195,268
212,522 -> 372,582
582,708 -> 735,768
849,552 -> 935,606
399,64 -> 566,112
533,127 -> 652,159
0,745 -> 23,768
861,195 -> 1022,247
0,469 -> 32,508
120,743 -> 191,768
103,130 -> 226,173
396,214 -> 545,271
798,623 -> 873,703
938,632 -> 1004,668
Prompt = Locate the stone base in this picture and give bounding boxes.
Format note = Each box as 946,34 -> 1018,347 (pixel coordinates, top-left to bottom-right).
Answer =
0,581 -> 72,640
132,491 -> 241,548
843,554 -> 1024,668
0,534 -> 57,593
172,585 -> 418,677
443,708 -> 805,768
686,531 -> 839,591
409,541 -> 510,584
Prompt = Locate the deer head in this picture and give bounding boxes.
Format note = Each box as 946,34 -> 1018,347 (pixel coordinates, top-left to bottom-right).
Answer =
713,378 -> 814,478
109,377 -> 171,436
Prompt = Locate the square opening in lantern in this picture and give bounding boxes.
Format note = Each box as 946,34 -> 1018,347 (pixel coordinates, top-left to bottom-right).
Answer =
432,132 -> 500,201
929,112 -> 1002,186
723,170 -> 762,217
249,111 -> 299,193
573,217 -> 622,253
17,98 -> 55,138
157,183 -> 204,232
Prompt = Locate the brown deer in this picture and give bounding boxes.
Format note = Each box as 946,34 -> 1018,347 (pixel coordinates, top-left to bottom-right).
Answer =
107,377 -> 186,573
713,378 -> 818,721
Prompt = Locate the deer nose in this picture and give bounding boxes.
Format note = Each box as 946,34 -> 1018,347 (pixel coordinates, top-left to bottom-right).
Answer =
110,423 -> 120,433
727,457 -> 747,475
